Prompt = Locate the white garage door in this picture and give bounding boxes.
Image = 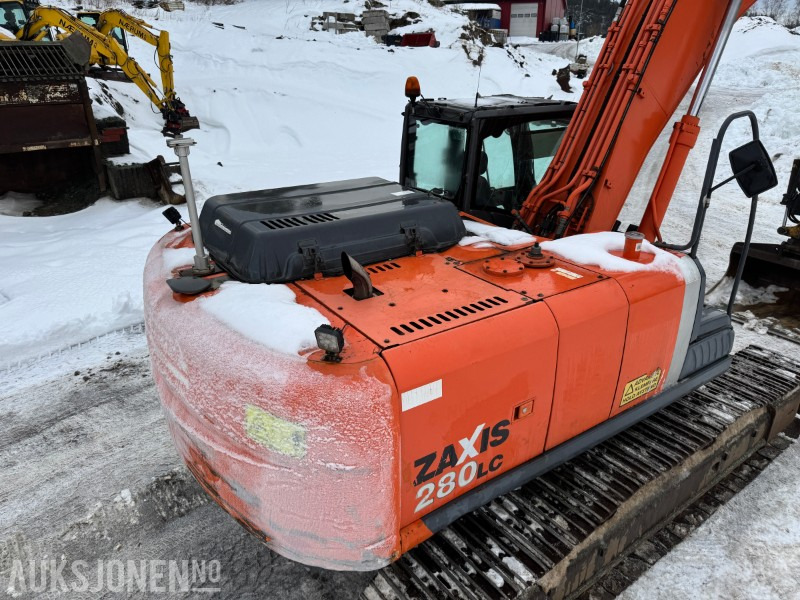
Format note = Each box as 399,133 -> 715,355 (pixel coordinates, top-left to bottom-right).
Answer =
509,2 -> 539,37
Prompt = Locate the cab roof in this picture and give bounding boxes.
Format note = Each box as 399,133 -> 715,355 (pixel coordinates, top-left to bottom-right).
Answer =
411,94 -> 576,124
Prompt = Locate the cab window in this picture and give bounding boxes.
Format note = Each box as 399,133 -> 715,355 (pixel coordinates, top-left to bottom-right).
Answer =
474,117 -> 569,214
406,119 -> 467,201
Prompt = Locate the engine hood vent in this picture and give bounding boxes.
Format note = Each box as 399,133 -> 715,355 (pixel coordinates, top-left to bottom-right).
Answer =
390,296 -> 509,337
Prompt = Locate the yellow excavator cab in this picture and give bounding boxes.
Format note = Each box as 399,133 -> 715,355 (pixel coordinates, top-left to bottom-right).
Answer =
0,0 -> 26,36
77,10 -> 129,52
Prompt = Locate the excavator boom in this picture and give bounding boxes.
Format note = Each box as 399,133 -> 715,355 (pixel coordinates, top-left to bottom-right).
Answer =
520,0 -> 757,240
94,9 -> 176,104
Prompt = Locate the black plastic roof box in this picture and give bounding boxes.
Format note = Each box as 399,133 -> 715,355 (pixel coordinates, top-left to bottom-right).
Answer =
199,177 -> 467,284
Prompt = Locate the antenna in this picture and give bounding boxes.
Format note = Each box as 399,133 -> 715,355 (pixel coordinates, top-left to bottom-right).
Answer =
474,59 -> 483,108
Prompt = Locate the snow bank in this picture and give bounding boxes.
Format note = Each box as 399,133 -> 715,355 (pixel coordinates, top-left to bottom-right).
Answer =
620,437 -> 800,600
0,199 -> 172,369
541,232 -> 684,276
461,219 -> 536,246
199,281 -> 328,357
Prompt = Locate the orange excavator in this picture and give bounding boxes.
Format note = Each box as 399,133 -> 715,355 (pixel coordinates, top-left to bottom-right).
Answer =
143,0 -> 786,575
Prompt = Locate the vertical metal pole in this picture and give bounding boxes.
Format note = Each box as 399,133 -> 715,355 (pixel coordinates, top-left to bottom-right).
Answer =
575,0 -> 584,61
167,136 -> 211,273
688,0 -> 742,117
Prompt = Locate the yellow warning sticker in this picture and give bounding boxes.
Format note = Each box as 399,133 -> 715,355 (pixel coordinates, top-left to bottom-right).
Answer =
620,368 -> 663,407
245,405 -> 307,459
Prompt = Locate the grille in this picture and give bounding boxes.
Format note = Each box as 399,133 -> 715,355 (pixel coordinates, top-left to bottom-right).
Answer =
367,262 -> 402,274
0,43 -> 84,82
390,296 -> 509,337
262,213 -> 339,230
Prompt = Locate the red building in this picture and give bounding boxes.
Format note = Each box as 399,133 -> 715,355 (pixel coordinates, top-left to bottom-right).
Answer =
450,1 -> 568,38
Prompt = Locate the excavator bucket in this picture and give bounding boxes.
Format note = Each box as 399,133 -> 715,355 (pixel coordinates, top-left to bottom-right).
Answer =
726,239 -> 800,291
725,159 -> 799,340
178,115 -> 200,132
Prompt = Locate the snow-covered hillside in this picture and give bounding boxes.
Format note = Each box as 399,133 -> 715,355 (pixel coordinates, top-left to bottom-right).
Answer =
749,0 -> 800,26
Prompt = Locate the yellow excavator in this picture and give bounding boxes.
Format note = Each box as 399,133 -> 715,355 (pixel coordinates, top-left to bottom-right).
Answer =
1,2 -> 197,134
76,8 -> 194,133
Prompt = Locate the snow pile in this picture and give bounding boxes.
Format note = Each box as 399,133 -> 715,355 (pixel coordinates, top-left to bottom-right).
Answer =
461,219 -> 536,246
0,199 -> 167,369
161,246 -> 196,274
541,231 -> 684,276
199,281 -> 328,357
706,276 -> 788,307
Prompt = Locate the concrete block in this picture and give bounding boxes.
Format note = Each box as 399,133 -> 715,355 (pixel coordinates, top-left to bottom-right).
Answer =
362,9 -> 389,19
362,16 -> 390,27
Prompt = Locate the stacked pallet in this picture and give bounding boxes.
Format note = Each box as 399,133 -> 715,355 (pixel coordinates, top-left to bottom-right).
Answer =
321,12 -> 359,35
159,1 -> 185,11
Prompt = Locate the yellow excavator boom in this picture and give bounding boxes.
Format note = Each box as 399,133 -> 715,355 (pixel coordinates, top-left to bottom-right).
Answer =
19,8 -> 165,106
5,6 -> 195,133
94,9 -> 176,104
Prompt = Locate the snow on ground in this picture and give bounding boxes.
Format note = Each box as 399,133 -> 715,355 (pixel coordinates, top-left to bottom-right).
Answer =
0,199 -> 165,368
620,436 -> 800,600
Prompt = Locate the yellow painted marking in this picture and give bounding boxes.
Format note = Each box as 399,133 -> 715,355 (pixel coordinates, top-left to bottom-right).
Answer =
620,368 -> 663,406
244,405 -> 306,459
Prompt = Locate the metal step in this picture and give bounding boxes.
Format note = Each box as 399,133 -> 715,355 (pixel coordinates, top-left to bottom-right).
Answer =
362,346 -> 800,600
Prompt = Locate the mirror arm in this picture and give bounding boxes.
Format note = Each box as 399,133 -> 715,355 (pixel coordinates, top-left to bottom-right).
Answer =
709,162 -> 757,194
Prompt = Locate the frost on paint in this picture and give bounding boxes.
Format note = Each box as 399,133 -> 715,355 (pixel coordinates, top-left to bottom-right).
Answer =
541,232 -> 684,277
143,230 -> 399,570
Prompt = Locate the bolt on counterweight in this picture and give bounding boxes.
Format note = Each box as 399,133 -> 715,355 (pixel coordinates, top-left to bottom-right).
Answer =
167,136 -> 211,274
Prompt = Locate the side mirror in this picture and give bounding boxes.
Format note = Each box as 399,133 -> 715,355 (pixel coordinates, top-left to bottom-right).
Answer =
728,140 -> 778,198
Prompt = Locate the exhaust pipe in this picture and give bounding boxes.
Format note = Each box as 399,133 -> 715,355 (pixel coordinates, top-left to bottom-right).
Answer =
342,253 -> 373,300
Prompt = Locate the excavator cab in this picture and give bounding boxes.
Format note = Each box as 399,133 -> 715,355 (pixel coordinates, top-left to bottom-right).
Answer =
400,91 -> 575,227
0,0 -> 27,35
77,10 -> 128,52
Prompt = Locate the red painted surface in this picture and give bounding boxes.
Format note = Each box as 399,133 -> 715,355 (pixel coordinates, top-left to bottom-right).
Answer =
145,226 -> 691,567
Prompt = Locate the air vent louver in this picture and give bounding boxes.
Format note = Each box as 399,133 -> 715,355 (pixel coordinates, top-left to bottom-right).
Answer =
390,296 -> 509,337
262,213 -> 339,230
367,262 -> 402,274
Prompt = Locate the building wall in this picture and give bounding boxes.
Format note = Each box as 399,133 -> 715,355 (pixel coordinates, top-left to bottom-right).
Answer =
497,0 -> 566,36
